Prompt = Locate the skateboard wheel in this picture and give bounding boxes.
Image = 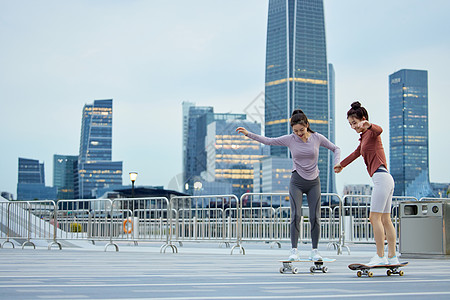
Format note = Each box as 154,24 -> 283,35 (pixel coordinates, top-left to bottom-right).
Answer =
279,267 -> 285,274
387,270 -> 392,276
357,271 -> 362,277
368,272 -> 373,277
310,266 -> 315,273
399,270 -> 404,276
322,266 -> 328,273
292,267 -> 299,274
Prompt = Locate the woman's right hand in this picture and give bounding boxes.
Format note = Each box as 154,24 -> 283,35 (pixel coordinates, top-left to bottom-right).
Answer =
235,127 -> 248,136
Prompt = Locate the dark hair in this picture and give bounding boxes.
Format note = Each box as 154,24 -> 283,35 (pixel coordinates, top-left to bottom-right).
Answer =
290,109 -> 314,133
347,101 -> 369,121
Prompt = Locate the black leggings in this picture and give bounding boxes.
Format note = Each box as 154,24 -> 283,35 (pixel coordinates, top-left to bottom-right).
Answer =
289,171 -> 321,249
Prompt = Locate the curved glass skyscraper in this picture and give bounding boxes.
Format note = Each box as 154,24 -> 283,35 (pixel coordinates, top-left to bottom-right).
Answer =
76,99 -> 123,199
265,0 -> 334,193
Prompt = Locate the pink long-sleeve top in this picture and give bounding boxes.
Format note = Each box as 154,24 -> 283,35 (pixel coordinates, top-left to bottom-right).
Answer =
340,123 -> 387,177
246,131 -> 341,180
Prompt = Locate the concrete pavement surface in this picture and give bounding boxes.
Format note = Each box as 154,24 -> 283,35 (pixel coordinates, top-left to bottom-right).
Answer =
1,241 -> 450,299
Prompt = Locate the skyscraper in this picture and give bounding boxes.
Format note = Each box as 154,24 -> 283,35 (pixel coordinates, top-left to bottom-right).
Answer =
76,99 -> 122,199
53,154 -> 78,199
184,104 -> 214,194
18,157 -> 45,184
205,116 -> 266,197
389,69 -> 433,198
182,101 -> 195,180
183,103 -> 268,196
17,157 -> 57,200
265,0 -> 333,193
253,157 -> 292,194
327,63 -> 336,193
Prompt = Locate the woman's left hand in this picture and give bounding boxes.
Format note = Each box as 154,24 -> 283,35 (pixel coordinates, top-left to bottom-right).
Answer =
334,163 -> 343,173
358,120 -> 371,130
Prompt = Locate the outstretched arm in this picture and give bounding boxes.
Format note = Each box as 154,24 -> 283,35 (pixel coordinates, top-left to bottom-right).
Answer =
235,127 -> 289,146
359,120 -> 383,136
334,144 -> 362,173
319,134 -> 341,166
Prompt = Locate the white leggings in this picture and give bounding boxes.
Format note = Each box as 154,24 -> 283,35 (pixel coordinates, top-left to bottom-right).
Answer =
371,170 -> 395,213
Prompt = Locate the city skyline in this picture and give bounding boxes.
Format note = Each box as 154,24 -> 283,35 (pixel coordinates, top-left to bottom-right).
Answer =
1,0 -> 449,197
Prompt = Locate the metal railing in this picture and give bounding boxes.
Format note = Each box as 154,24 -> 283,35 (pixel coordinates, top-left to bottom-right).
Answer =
0,193 -> 432,255
0,200 -> 61,250
109,197 -> 174,253
341,195 -> 418,245
55,197 -> 174,252
238,193 -> 346,254
169,195 -> 241,254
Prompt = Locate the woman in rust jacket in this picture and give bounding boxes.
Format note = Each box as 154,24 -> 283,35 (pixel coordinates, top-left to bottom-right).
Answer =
334,101 -> 399,266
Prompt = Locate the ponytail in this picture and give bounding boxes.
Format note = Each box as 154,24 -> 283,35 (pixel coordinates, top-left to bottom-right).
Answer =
290,109 -> 314,133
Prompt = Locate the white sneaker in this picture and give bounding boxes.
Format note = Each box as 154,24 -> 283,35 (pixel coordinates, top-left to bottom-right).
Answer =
388,255 -> 400,265
288,248 -> 300,261
366,254 -> 388,266
309,249 -> 323,261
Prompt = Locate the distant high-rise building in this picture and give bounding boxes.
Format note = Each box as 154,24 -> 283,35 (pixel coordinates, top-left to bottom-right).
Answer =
182,103 -> 270,196
17,157 -> 56,200
205,116 -> 267,198
254,157 -> 292,194
18,157 -> 45,184
327,63 -> 336,194
76,99 -> 122,199
389,69 -> 433,198
182,101 -> 195,179
265,0 -> 334,193
53,154 -> 78,199
184,104 -> 214,194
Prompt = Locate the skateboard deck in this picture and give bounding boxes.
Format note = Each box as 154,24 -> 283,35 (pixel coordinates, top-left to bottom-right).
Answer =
348,262 -> 408,277
279,258 -> 336,274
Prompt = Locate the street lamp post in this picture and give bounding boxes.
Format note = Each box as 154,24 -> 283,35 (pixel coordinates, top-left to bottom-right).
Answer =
129,172 -> 138,198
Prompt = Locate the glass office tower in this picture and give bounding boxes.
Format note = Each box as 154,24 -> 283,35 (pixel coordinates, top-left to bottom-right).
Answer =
79,99 -> 113,162
53,154 -> 78,199
327,63 -> 336,193
76,99 -> 122,199
184,105 -> 214,194
182,101 -> 195,181
389,69 -> 433,198
17,157 -> 57,200
205,117 -> 266,197
265,0 -> 333,193
18,157 -> 45,184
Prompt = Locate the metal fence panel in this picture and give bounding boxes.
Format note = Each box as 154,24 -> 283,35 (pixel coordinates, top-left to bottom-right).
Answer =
0,200 -> 59,249
169,195 -> 240,253
239,193 -> 343,253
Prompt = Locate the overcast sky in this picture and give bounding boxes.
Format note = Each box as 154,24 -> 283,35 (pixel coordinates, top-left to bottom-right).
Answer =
1,0 -> 449,197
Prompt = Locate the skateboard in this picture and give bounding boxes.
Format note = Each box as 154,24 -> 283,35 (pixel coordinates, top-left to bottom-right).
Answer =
279,258 -> 336,274
348,262 -> 408,277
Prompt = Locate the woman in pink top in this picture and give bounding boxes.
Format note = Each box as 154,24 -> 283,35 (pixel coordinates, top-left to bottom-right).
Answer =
237,109 -> 340,261
334,101 -> 399,266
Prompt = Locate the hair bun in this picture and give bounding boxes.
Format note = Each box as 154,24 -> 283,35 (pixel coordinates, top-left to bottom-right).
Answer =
351,101 -> 361,109
292,109 -> 304,116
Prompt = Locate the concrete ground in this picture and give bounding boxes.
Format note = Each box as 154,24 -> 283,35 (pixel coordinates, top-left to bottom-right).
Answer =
1,240 -> 450,299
